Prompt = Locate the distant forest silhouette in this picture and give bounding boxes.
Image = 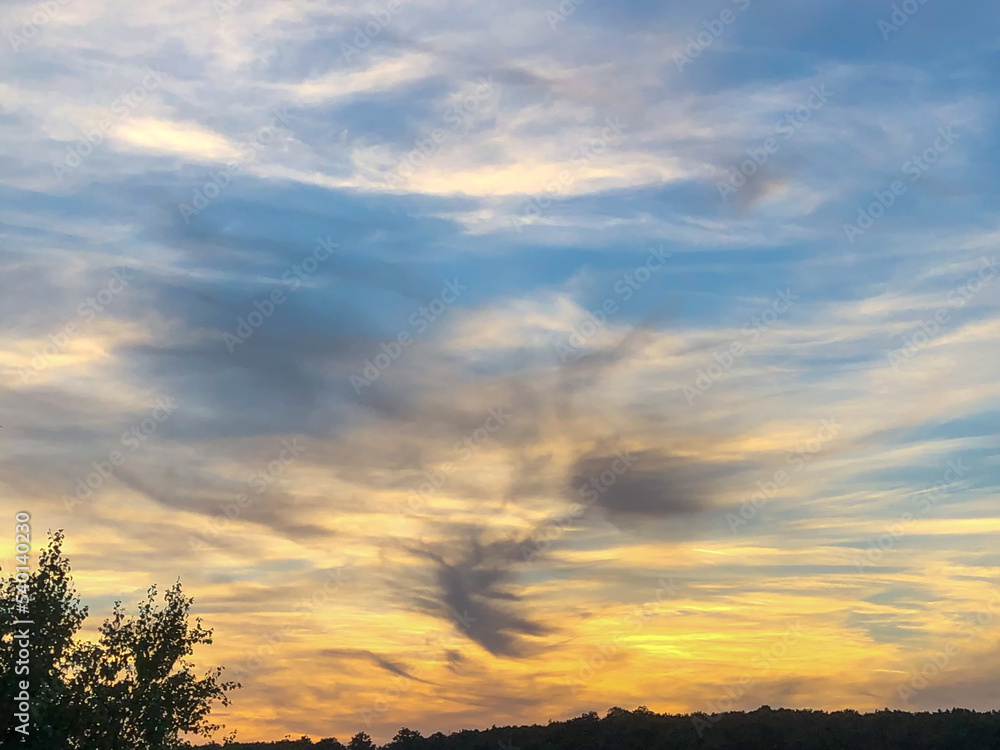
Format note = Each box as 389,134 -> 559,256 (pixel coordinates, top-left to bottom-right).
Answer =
207,707 -> 1000,750
3,532 -> 997,749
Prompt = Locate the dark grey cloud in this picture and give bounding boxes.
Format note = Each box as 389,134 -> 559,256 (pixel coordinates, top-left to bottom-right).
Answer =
320,648 -> 432,684
568,450 -> 718,518
111,462 -> 331,543
371,310 -> 752,657
497,307 -> 742,525
407,535 -> 549,658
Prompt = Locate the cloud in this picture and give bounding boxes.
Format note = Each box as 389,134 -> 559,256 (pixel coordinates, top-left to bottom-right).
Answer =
568,450 -> 718,518
2,0 -> 1000,742
407,535 -> 549,658
320,648 -> 433,683
113,118 -> 241,161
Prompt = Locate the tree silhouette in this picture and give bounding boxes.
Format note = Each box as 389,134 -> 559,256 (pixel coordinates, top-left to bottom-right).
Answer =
0,530 -> 238,749
315,738 -> 347,750
347,731 -> 377,750
384,727 -> 425,750
199,707 -> 1000,750
0,530 -> 87,746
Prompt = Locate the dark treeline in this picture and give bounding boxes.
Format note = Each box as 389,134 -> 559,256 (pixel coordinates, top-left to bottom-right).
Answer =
210,706 -> 1000,750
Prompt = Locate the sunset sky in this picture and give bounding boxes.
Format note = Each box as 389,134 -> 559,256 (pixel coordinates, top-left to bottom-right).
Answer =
2,0 -> 1000,743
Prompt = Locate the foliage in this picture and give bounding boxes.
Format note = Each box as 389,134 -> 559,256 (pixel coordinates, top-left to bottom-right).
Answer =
0,530 -> 238,749
347,731 -> 378,750
207,706 -> 1000,750
0,530 -> 87,746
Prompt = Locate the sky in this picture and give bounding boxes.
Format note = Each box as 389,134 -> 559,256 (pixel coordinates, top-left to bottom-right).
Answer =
2,0 -> 1000,743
